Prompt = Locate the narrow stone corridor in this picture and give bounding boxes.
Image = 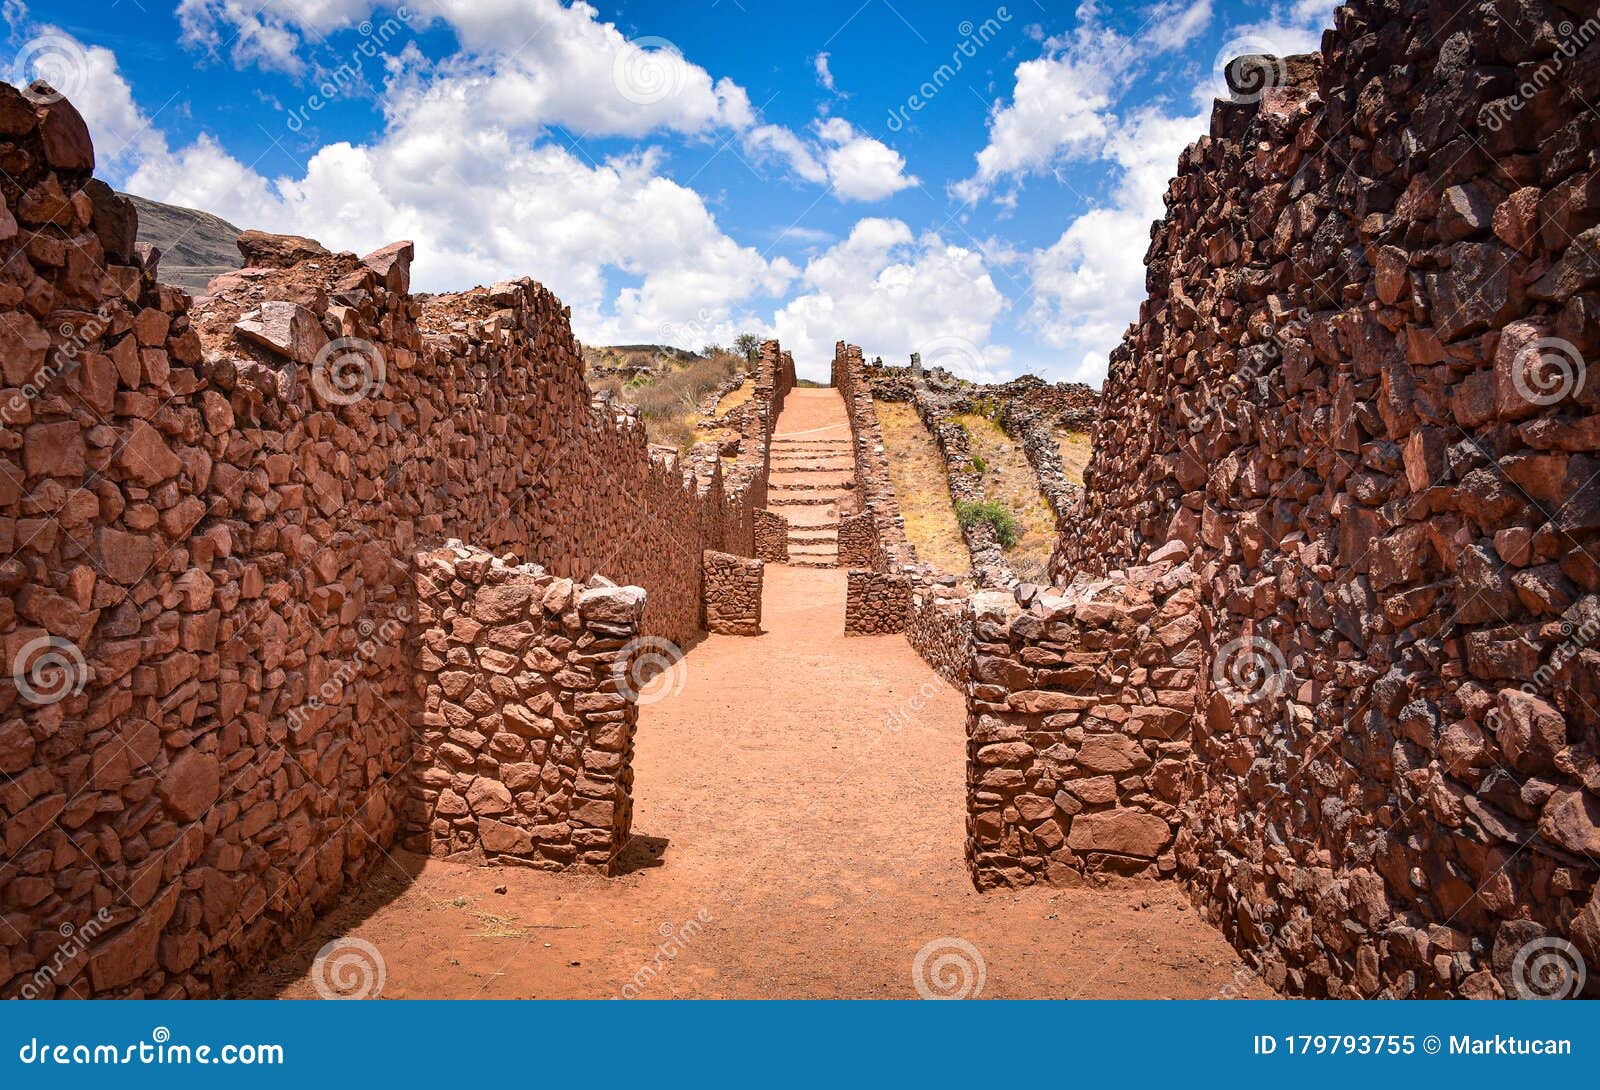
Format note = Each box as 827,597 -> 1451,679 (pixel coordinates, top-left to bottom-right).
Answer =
234,390 -> 1264,1000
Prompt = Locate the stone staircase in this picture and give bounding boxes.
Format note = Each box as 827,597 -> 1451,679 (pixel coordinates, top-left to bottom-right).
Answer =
766,435 -> 855,567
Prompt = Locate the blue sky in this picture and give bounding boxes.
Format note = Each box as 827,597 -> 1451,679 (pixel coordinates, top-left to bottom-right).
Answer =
9,0 -> 1333,383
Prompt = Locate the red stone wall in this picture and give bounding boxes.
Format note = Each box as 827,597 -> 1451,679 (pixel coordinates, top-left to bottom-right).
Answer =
833,341 -> 973,677
1054,2 -> 1600,997
966,542 -> 1200,888
409,543 -> 642,872
702,550 -> 763,635
0,88 -> 787,998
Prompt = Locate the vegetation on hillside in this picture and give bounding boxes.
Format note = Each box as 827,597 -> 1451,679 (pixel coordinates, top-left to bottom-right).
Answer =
586,341 -> 755,451
875,403 -> 972,576
955,412 -> 1057,582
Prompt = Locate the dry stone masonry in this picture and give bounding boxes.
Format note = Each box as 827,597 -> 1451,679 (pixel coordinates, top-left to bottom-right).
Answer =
0,87 -> 790,998
833,343 -> 973,675
1007,0 -> 1600,999
967,540 -> 1200,887
409,543 -> 641,872
702,550 -> 763,636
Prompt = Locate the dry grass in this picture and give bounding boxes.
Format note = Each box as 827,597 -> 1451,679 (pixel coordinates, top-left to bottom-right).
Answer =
1057,429 -> 1093,485
716,380 -> 755,417
590,351 -> 745,451
876,403 -> 972,575
956,413 -> 1057,584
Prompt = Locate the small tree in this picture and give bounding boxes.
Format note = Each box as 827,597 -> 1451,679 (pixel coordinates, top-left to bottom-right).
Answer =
734,332 -> 761,363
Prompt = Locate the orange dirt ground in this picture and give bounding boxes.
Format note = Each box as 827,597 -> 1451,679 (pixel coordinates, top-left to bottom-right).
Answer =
234,390 -> 1267,1000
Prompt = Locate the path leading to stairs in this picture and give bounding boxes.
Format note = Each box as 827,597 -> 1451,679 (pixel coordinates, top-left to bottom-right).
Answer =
235,390 -> 1265,1000
766,387 -> 855,567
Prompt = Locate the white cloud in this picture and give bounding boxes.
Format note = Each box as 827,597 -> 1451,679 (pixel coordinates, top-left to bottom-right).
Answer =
963,2 -> 1334,383
814,118 -> 917,202
951,14 -> 1130,204
177,0 -> 376,74
773,219 -> 1006,380
1144,0 -> 1214,53
1024,106 -> 1206,383
0,12 -> 791,353
813,52 -> 835,92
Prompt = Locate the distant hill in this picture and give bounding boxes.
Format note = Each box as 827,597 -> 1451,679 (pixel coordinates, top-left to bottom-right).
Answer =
120,192 -> 243,295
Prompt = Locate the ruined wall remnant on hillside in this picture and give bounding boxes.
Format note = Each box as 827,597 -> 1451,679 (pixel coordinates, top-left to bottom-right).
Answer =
986,0 -> 1600,998
0,82 -> 792,997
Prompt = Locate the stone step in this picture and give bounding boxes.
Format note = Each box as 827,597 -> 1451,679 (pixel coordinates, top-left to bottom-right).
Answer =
768,478 -> 855,491
769,495 -> 842,506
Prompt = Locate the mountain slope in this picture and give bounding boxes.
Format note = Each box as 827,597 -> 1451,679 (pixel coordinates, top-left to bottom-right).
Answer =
121,192 -> 243,294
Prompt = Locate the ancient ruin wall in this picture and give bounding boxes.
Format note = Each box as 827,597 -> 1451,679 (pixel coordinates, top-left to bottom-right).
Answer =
702,550 -> 763,635
0,88 -> 788,998
967,543 -> 1200,888
410,544 -> 643,871
833,342 -> 972,677
1053,2 -> 1600,998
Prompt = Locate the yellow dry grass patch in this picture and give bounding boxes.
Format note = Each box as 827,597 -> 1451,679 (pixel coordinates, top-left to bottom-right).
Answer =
1057,429 -> 1092,485
875,402 -> 971,575
956,413 -> 1057,584
716,380 -> 755,417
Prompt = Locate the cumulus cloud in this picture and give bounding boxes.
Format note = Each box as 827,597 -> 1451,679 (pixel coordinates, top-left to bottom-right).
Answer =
177,0 -> 376,74
773,219 -> 1006,380
814,118 -> 917,202
174,0 -> 908,206
961,1 -> 1333,383
1144,0 -> 1214,53
0,9 -> 791,352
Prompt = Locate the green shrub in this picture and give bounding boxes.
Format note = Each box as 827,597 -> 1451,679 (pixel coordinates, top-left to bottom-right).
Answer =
970,454 -> 987,475
956,499 -> 1019,548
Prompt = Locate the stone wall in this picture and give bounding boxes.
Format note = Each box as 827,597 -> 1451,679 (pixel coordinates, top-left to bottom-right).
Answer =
1049,1 -> 1600,998
845,570 -> 911,635
753,509 -> 788,562
702,550 -> 763,635
999,399 -> 1082,526
832,341 -> 914,574
409,543 -> 641,872
966,542 -> 1200,889
0,88 -> 787,998
837,511 -> 884,569
907,584 -> 971,686
833,342 -> 974,674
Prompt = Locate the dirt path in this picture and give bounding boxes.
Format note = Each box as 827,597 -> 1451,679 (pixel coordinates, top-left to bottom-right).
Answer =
236,390 -> 1265,1000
